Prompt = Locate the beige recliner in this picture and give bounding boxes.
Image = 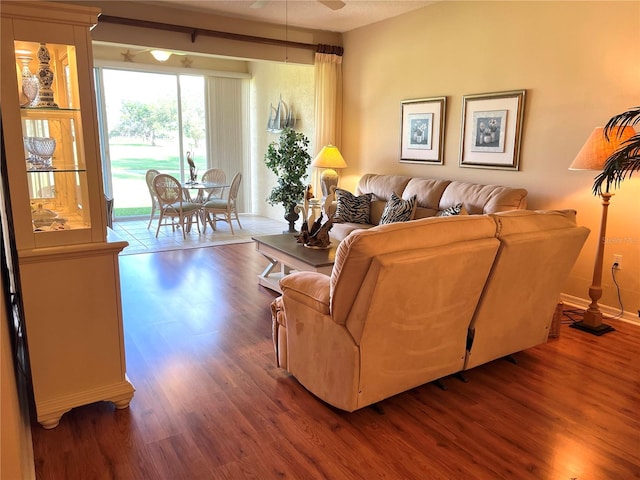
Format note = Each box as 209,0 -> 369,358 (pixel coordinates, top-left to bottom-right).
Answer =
272,215 -> 500,412
271,210 -> 589,412
464,210 -> 590,370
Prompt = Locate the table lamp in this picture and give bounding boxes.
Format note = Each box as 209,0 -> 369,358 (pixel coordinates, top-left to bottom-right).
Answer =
568,125 -> 635,335
312,144 -> 347,198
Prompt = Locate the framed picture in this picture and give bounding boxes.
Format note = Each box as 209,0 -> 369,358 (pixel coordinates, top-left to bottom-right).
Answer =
459,90 -> 526,170
400,96 -> 446,164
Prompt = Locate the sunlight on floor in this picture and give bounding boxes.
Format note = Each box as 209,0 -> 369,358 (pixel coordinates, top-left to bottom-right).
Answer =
113,214 -> 286,255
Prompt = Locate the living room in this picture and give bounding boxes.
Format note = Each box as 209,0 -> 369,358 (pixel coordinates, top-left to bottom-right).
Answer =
2,1 -> 638,478
77,0 -> 639,319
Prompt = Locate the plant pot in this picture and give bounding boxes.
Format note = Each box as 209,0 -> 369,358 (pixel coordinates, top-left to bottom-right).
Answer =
284,203 -> 299,233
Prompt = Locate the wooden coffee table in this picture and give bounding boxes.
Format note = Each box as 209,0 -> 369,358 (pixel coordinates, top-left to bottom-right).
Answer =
252,234 -> 337,293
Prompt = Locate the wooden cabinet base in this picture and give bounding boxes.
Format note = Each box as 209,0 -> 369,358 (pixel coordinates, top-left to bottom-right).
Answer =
20,237 -> 132,429
37,378 -> 135,429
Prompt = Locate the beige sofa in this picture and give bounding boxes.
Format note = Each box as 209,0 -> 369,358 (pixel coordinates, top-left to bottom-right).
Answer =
330,173 -> 529,241
271,210 -> 589,412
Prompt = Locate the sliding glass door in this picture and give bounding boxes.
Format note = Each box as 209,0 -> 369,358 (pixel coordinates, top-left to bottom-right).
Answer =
96,68 -> 206,218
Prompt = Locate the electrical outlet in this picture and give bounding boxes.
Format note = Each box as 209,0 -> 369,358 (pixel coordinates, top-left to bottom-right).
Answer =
613,254 -> 622,270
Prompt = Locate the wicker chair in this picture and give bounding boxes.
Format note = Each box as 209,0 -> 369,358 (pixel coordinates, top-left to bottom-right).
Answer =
152,173 -> 202,238
201,168 -> 227,201
202,172 -> 242,234
145,169 -> 160,228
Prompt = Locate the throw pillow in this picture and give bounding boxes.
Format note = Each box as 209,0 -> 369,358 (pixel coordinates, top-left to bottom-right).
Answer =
334,188 -> 372,224
379,192 -> 417,224
436,203 -> 468,217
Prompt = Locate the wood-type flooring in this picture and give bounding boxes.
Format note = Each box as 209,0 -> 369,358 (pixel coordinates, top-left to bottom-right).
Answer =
30,243 -> 640,479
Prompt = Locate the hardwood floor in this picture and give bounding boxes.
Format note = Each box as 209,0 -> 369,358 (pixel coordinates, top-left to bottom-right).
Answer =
30,243 -> 640,479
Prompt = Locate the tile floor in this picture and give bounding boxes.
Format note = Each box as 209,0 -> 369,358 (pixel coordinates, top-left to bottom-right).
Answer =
112,214 -> 286,255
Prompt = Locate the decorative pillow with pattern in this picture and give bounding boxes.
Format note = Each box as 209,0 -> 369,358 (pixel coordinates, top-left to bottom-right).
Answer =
436,203 -> 468,217
379,192 -> 417,224
334,188 -> 372,224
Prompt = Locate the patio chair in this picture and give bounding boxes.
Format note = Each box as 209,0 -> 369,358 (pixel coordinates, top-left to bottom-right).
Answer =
145,169 -> 160,228
201,168 -> 227,201
202,172 -> 242,234
153,173 -> 202,238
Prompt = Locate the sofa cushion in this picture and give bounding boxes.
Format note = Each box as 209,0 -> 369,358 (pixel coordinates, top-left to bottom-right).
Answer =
436,203 -> 468,217
440,181 -> 528,214
402,178 -> 452,210
334,188 -> 372,224
379,193 -> 417,224
355,173 -> 412,201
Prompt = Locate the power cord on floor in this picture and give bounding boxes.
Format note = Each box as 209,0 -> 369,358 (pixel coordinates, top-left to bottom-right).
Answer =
562,264 -> 624,323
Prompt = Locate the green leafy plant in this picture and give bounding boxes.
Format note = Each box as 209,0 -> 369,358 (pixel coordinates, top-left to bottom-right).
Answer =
264,127 -> 311,210
593,106 -> 640,194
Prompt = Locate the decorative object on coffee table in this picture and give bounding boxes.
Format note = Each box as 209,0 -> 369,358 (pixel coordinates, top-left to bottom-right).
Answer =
296,188 -> 333,248
265,127 -> 311,233
568,119 -> 635,335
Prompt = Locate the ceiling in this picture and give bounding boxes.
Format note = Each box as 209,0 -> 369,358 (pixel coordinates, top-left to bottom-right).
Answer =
144,0 -> 435,33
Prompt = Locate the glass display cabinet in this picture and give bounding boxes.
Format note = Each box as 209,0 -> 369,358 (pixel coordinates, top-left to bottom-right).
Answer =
1,1 -> 134,428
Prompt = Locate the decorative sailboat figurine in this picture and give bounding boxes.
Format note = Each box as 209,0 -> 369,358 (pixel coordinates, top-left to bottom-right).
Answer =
284,103 -> 296,130
267,100 -> 282,132
267,95 -> 296,133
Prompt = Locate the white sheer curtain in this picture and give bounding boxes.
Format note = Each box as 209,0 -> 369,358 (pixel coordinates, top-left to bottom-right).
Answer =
207,76 -> 250,212
313,46 -> 343,195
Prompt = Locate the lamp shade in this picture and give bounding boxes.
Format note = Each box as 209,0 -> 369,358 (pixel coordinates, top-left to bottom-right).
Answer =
312,144 -> 347,169
569,126 -> 635,171
150,50 -> 172,62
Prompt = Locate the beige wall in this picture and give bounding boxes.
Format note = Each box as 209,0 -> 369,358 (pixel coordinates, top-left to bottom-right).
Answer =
249,61 -> 315,221
341,1 -> 640,321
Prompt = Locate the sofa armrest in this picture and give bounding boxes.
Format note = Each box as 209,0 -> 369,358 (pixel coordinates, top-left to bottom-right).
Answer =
277,271 -> 360,411
280,271 -> 331,315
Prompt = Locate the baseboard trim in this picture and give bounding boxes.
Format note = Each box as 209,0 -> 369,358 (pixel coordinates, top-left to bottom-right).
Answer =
560,293 -> 640,327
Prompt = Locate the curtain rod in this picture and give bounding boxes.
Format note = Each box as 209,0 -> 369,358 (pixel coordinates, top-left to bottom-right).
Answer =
98,15 -> 341,53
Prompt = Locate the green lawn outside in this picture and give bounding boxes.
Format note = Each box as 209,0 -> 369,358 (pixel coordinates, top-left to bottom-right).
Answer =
109,140 -> 206,218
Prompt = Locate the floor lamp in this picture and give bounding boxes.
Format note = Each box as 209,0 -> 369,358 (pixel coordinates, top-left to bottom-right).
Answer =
312,144 -> 347,199
568,126 -> 635,335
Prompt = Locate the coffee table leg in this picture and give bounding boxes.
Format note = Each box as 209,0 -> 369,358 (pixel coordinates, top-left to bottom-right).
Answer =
260,256 -> 279,278
258,255 -> 284,293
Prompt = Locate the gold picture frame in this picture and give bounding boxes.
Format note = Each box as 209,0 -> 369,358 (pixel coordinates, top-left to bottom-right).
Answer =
459,90 -> 526,170
400,96 -> 446,164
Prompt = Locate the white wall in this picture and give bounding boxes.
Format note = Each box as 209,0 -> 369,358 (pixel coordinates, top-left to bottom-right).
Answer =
342,1 -> 640,321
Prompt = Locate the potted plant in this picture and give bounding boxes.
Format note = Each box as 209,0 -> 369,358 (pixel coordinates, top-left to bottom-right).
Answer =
264,127 -> 312,233
593,106 -> 640,194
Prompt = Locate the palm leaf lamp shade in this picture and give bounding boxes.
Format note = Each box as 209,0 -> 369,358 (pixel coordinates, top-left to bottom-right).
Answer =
312,144 -> 347,198
569,126 -> 635,335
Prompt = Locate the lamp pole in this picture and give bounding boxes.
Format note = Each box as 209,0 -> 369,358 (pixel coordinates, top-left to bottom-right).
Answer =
570,191 -> 615,335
